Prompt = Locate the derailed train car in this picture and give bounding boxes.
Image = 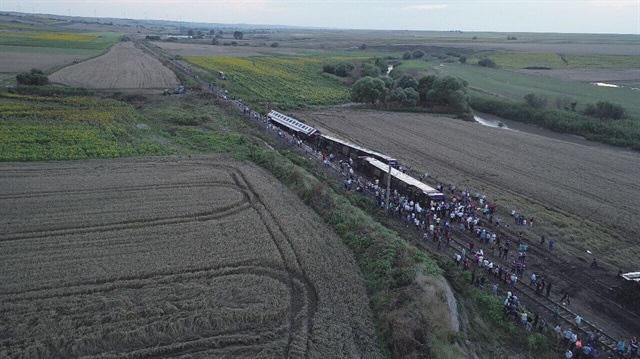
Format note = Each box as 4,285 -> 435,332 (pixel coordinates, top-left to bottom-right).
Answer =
617,272 -> 640,315
267,110 -> 320,139
359,156 -> 445,203
316,134 -> 398,166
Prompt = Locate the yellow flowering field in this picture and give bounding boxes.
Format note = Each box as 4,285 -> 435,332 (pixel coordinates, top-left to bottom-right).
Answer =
186,56 -> 355,108
0,32 -> 98,42
0,31 -> 117,51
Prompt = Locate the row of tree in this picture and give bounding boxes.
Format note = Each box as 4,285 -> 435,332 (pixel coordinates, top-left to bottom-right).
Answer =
185,29 -> 243,39
322,57 -> 388,78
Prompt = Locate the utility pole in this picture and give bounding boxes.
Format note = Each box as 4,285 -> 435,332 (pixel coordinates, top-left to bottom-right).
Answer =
385,161 -> 391,215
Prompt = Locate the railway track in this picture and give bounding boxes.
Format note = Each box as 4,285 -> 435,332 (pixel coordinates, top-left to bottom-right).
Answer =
387,214 -> 628,357
134,40 -> 634,357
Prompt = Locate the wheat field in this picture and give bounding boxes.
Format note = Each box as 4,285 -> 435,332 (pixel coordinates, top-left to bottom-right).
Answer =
0,156 -> 381,359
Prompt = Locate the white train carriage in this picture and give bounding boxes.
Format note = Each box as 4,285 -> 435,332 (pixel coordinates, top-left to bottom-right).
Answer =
361,157 -> 445,202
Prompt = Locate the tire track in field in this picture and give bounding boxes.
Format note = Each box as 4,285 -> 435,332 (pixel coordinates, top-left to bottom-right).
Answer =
86,327 -> 289,359
1,265 -> 311,358
0,181 -> 236,200
0,201 -> 253,242
0,161 -> 317,358
231,169 -> 317,359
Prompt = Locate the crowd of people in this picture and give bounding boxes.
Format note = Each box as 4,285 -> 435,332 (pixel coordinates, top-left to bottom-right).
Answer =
313,148 -> 636,358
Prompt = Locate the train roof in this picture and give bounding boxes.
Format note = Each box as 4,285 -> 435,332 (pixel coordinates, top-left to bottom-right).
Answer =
363,157 -> 444,198
322,134 -> 396,164
268,110 -> 318,136
622,272 -> 640,282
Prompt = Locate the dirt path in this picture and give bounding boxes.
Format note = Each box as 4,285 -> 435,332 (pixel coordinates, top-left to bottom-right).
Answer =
49,41 -> 180,90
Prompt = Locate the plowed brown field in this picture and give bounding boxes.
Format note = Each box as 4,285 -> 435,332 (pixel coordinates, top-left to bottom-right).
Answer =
49,41 -> 179,91
295,109 -> 640,267
0,156 -> 381,358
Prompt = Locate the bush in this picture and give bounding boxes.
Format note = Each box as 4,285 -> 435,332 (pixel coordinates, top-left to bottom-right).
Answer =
583,101 -> 625,120
402,51 -> 412,60
16,69 -> 49,86
524,93 -> 548,108
395,75 -> 418,90
322,63 -> 336,74
478,58 -> 497,68
555,96 -> 576,111
270,42 -> 279,48
527,333 -> 550,351
12,85 -> 92,97
360,62 -> 381,78
334,61 -> 355,77
412,50 -> 425,59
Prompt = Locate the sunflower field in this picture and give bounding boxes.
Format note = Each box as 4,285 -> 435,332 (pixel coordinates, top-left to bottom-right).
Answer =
0,94 -> 171,161
185,56 -> 354,109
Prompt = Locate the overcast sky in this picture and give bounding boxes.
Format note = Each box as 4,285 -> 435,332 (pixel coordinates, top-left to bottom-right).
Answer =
2,0 -> 639,34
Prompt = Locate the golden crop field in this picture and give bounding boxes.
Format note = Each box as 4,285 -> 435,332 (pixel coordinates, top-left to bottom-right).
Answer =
0,156 -> 381,358
49,42 -> 180,90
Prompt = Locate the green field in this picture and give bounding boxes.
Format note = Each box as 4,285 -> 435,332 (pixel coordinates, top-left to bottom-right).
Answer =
468,51 -> 640,69
0,31 -> 120,52
440,64 -> 640,116
0,93 -> 171,161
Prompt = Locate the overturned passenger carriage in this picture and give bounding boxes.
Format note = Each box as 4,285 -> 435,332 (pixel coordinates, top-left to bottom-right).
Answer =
316,134 -> 397,166
360,157 -> 445,203
267,110 -> 320,139
616,272 -> 640,315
